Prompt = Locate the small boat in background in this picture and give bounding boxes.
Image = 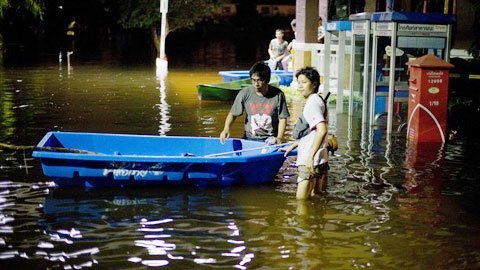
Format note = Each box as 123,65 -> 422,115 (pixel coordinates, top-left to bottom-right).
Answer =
197,74 -> 280,101
219,70 -> 293,86
33,132 -> 291,188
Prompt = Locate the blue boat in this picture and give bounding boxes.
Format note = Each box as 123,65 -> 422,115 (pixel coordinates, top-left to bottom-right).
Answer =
218,70 -> 293,86
32,132 -> 292,188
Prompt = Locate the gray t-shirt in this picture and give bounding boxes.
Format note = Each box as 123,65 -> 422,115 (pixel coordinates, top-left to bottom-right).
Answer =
269,38 -> 288,58
231,85 -> 290,140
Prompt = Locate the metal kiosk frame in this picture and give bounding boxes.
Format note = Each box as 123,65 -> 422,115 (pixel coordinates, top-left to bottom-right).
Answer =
369,12 -> 455,136
348,12 -> 371,123
324,20 -> 352,114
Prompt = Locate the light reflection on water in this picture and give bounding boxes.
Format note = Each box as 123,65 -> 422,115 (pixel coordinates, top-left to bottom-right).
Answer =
156,71 -> 171,136
0,64 -> 480,269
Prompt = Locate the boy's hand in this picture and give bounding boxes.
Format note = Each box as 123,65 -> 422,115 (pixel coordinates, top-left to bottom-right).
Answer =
306,159 -> 314,173
280,144 -> 295,157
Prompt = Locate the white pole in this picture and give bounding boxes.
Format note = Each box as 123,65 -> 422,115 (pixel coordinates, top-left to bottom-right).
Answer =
159,0 -> 168,59
369,24 -> 378,125
157,0 -> 168,78
445,24 -> 452,62
67,51 -> 72,74
337,31 -> 345,114
348,30 -> 355,116
323,31 -> 331,98
362,20 -> 371,125
386,22 -> 397,136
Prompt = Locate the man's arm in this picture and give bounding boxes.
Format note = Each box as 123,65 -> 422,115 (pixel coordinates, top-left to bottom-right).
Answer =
268,48 -> 275,59
268,40 -> 277,60
276,92 -> 290,144
276,118 -> 287,144
220,112 -> 237,144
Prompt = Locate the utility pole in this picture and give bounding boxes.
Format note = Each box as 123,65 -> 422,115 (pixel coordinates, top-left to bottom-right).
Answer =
157,0 -> 168,78
159,0 -> 168,60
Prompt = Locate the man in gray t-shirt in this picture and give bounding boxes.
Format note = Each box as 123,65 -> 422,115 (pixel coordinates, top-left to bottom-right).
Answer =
267,29 -> 289,71
220,62 -> 290,144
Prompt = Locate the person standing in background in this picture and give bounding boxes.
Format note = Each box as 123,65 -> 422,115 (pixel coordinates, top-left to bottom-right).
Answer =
66,17 -> 77,54
282,19 -> 297,71
267,29 -> 289,70
317,17 -> 325,44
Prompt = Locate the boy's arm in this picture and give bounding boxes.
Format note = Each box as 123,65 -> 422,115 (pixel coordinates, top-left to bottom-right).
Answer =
282,140 -> 299,157
306,122 -> 328,171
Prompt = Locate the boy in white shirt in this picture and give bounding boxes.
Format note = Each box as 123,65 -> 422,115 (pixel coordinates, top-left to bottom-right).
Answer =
283,67 -> 329,199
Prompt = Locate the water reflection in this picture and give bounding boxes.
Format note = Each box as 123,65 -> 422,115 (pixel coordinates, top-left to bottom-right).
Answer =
333,114 -> 397,202
0,177 -> 415,268
404,142 -> 445,196
156,70 -> 171,135
39,188 -> 255,268
1,63 -> 480,268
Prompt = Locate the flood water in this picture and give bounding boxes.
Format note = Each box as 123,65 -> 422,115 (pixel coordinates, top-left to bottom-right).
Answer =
1,46 -> 480,269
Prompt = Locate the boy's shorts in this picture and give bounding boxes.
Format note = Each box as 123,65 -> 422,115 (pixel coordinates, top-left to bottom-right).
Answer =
297,163 -> 329,183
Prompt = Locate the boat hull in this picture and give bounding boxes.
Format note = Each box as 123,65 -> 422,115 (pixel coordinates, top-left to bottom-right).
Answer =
197,84 -> 242,101
33,132 -> 287,187
197,75 -> 280,101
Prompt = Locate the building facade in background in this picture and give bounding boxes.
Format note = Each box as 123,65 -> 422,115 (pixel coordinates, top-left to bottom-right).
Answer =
214,0 -> 473,50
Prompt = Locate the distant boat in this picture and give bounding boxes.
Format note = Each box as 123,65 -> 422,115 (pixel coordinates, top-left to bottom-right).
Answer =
197,74 -> 280,101
33,131 -> 293,187
219,70 -> 293,86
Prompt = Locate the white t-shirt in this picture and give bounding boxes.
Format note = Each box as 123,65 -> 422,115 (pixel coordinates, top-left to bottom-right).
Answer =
318,25 -> 325,40
296,94 -> 328,166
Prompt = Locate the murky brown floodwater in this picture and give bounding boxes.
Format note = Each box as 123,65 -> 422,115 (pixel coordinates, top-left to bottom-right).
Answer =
1,57 -> 480,269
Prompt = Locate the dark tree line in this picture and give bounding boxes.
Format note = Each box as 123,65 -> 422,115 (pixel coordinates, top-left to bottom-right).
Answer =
1,0 -> 479,60
0,0 -> 224,60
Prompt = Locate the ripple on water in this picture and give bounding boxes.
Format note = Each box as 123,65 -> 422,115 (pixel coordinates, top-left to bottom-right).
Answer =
1,65 -> 480,268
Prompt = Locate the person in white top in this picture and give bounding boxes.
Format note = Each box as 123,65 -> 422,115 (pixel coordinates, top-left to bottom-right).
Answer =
317,17 -> 325,44
282,67 -> 329,199
281,19 -> 296,71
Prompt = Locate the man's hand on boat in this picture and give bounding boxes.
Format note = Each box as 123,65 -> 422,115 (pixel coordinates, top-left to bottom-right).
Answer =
219,129 -> 230,144
265,136 -> 284,145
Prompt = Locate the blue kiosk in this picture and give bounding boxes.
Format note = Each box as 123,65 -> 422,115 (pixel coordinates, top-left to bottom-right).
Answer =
324,20 -> 352,114
368,12 -> 455,135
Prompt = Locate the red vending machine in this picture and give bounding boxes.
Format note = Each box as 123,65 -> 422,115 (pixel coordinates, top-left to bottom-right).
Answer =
406,54 -> 454,144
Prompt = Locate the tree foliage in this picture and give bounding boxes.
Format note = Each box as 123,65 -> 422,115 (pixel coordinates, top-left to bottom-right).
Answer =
0,0 -> 6,17
0,0 -> 43,20
0,0 -> 44,61
118,0 -> 223,57
119,0 -> 221,33
469,0 -> 480,59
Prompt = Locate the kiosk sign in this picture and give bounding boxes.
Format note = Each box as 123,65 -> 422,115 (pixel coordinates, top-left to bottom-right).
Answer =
375,22 -> 393,36
398,24 -> 448,36
353,21 -> 367,34
424,70 -> 445,108
326,22 -> 336,31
